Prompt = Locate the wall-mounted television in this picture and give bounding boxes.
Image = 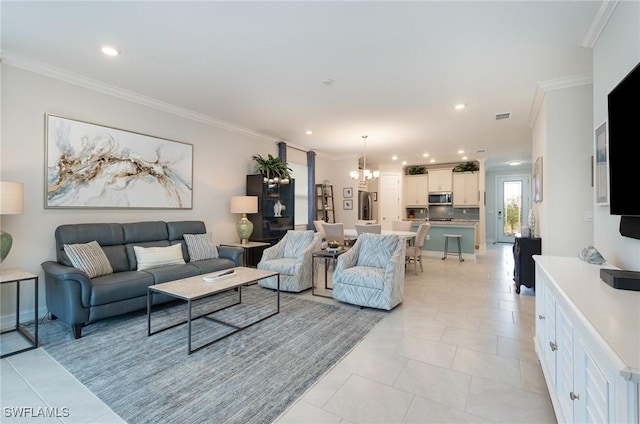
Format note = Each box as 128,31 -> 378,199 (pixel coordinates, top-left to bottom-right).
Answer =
607,62 -> 640,216
607,62 -> 640,239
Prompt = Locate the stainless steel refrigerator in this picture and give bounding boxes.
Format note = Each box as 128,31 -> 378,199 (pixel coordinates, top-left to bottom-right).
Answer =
358,191 -> 373,220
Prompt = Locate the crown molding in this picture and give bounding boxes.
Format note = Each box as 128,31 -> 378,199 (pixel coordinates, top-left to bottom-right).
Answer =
1,51 -> 280,143
582,0 -> 619,48
528,72 -> 593,128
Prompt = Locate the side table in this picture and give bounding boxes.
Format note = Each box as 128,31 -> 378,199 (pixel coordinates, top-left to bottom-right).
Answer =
1,268 -> 38,358
220,241 -> 270,267
311,248 -> 348,298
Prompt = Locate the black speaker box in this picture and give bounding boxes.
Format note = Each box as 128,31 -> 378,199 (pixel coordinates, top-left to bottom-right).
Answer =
600,268 -> 640,291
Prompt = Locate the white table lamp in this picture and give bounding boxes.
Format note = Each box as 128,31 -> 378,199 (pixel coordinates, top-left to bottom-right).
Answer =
230,196 -> 258,244
0,181 -> 24,262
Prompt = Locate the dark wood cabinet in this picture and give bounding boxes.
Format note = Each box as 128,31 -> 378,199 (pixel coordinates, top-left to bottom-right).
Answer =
513,237 -> 541,294
246,174 -> 295,244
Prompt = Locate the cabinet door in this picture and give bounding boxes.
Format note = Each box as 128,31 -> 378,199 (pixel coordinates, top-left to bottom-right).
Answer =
453,172 -> 479,206
417,175 -> 429,205
534,264 -> 547,355
428,169 -> 452,192
573,339 -> 610,423
543,286 -> 558,387
405,175 -> 428,206
556,304 -> 576,423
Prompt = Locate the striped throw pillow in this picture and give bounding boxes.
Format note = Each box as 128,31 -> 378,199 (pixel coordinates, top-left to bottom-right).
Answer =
133,243 -> 186,271
64,240 -> 113,278
183,233 -> 219,261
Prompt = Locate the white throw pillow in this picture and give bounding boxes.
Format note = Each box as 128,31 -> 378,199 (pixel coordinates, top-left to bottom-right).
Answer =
134,243 -> 185,271
183,233 -> 219,261
64,240 -> 113,278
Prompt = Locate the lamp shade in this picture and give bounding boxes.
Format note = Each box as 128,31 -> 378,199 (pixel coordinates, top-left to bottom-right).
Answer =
0,182 -> 24,215
230,196 -> 258,214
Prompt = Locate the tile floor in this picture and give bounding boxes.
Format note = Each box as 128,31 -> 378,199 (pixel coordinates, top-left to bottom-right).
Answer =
1,243 -> 556,423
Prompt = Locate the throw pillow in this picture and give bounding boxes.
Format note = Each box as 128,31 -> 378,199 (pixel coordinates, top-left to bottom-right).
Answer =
134,243 -> 185,271
64,240 -> 113,278
183,233 -> 219,261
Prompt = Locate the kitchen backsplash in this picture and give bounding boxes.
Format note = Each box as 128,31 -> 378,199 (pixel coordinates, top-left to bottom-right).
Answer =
407,205 -> 480,221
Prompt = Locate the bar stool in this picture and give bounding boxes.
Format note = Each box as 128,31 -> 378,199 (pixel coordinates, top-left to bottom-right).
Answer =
442,234 -> 464,262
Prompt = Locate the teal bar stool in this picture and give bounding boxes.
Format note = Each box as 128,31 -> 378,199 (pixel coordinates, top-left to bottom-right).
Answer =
442,234 -> 464,262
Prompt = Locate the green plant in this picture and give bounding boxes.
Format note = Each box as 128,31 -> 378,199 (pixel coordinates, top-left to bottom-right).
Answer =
406,165 -> 427,175
453,161 -> 479,173
251,154 -> 292,181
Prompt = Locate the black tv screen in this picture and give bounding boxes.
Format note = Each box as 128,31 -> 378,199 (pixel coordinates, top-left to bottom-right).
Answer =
607,62 -> 640,217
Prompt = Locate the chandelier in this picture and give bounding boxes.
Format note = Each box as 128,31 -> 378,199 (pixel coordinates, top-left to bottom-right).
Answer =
350,135 -> 380,181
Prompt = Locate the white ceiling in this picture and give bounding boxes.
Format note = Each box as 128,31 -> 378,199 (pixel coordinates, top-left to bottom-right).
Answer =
1,1 -> 602,170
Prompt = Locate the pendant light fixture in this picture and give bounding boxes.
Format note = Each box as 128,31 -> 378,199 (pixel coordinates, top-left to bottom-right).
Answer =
350,135 -> 380,181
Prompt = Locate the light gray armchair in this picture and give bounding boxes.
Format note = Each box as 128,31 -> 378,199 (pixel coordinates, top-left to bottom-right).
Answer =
257,230 -> 321,292
332,233 -> 406,310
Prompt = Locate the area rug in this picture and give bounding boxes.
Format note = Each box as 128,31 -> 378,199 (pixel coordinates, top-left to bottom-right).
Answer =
39,286 -> 383,424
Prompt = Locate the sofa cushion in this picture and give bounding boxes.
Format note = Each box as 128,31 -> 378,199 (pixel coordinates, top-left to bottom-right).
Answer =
55,223 -> 124,266
144,263 -> 201,284
134,244 -> 186,271
123,221 -> 168,244
64,241 -> 113,278
90,271 -> 155,306
190,257 -> 237,274
184,233 -> 219,261
256,257 -> 296,276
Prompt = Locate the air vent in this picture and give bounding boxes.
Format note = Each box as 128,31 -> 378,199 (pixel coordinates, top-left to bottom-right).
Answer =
496,112 -> 512,120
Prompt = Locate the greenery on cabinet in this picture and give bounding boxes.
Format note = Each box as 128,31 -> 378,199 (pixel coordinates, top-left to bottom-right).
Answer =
251,154 -> 292,181
406,165 -> 427,175
453,161 -> 479,173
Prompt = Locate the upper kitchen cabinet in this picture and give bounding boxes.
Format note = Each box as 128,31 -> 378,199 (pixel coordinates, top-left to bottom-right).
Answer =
404,174 -> 429,206
428,169 -> 453,192
453,172 -> 479,207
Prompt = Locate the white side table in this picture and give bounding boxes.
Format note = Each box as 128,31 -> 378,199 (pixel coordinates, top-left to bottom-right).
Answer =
1,268 -> 38,358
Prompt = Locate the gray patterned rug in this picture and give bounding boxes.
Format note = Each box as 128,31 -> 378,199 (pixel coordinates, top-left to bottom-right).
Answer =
39,286 -> 383,424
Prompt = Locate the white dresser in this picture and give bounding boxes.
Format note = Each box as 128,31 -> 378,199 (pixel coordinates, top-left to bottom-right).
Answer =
533,256 -> 639,423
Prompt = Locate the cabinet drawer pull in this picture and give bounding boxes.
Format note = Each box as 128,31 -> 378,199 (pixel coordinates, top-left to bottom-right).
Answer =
538,314 -> 545,320
570,392 -> 579,401
549,341 -> 558,351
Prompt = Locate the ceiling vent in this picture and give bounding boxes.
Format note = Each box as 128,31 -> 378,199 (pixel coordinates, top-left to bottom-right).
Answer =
496,112 -> 512,120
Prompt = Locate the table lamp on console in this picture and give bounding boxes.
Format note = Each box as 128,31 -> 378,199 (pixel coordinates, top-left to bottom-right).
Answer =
0,181 -> 24,263
230,196 -> 258,245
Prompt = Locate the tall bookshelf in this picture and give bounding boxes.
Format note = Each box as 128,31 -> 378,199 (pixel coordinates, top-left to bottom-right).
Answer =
315,184 -> 335,223
246,174 -> 295,244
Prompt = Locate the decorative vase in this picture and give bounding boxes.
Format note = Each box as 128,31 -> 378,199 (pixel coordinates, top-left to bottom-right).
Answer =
236,214 -> 254,245
527,209 -> 536,237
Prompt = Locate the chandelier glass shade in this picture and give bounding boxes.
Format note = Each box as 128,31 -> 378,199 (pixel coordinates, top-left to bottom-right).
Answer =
350,135 -> 379,181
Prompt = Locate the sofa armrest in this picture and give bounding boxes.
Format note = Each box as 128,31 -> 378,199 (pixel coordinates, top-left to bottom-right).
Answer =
41,261 -> 93,306
217,246 -> 243,266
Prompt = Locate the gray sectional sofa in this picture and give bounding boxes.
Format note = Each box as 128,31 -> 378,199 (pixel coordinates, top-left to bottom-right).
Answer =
41,220 -> 243,339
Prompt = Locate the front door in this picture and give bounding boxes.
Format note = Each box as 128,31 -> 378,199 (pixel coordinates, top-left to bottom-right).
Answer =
496,175 -> 530,243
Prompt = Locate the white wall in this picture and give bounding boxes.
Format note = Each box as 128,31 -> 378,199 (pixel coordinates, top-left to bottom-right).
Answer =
592,0 -> 640,270
0,65 -> 279,322
536,84 -> 594,257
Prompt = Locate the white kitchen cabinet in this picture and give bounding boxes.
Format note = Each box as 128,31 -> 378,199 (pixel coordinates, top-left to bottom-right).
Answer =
533,256 -> 639,424
452,172 -> 479,206
404,174 -> 429,206
427,169 -> 452,192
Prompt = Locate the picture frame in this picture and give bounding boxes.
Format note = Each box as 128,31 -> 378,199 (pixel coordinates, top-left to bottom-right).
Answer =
533,156 -> 543,203
594,121 -> 609,205
45,114 -> 193,209
372,192 -> 377,201
343,199 -> 353,210
343,187 -> 353,198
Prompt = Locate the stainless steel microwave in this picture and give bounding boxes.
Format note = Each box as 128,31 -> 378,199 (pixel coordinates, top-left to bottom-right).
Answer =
428,192 -> 452,205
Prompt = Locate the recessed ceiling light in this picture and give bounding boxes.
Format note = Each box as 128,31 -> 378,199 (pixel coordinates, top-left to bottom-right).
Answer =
462,156 -> 468,160
458,150 -> 464,154
321,79 -> 334,86
401,161 -> 407,165
391,155 -> 398,160
455,104 -> 466,110
101,46 -> 120,56
429,159 -> 436,163
509,161 -> 522,166
305,130 -> 313,135
422,153 -> 429,158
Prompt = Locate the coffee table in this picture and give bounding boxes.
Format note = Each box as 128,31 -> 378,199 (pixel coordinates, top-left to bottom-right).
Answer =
147,267 -> 279,354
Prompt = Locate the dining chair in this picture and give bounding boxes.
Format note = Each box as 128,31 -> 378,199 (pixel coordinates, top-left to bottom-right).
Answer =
391,220 -> 413,231
322,223 -> 345,247
355,224 -> 382,235
405,223 -> 431,275
313,220 -> 327,242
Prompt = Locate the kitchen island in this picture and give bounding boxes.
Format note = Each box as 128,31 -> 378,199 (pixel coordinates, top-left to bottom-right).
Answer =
410,221 -> 478,260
